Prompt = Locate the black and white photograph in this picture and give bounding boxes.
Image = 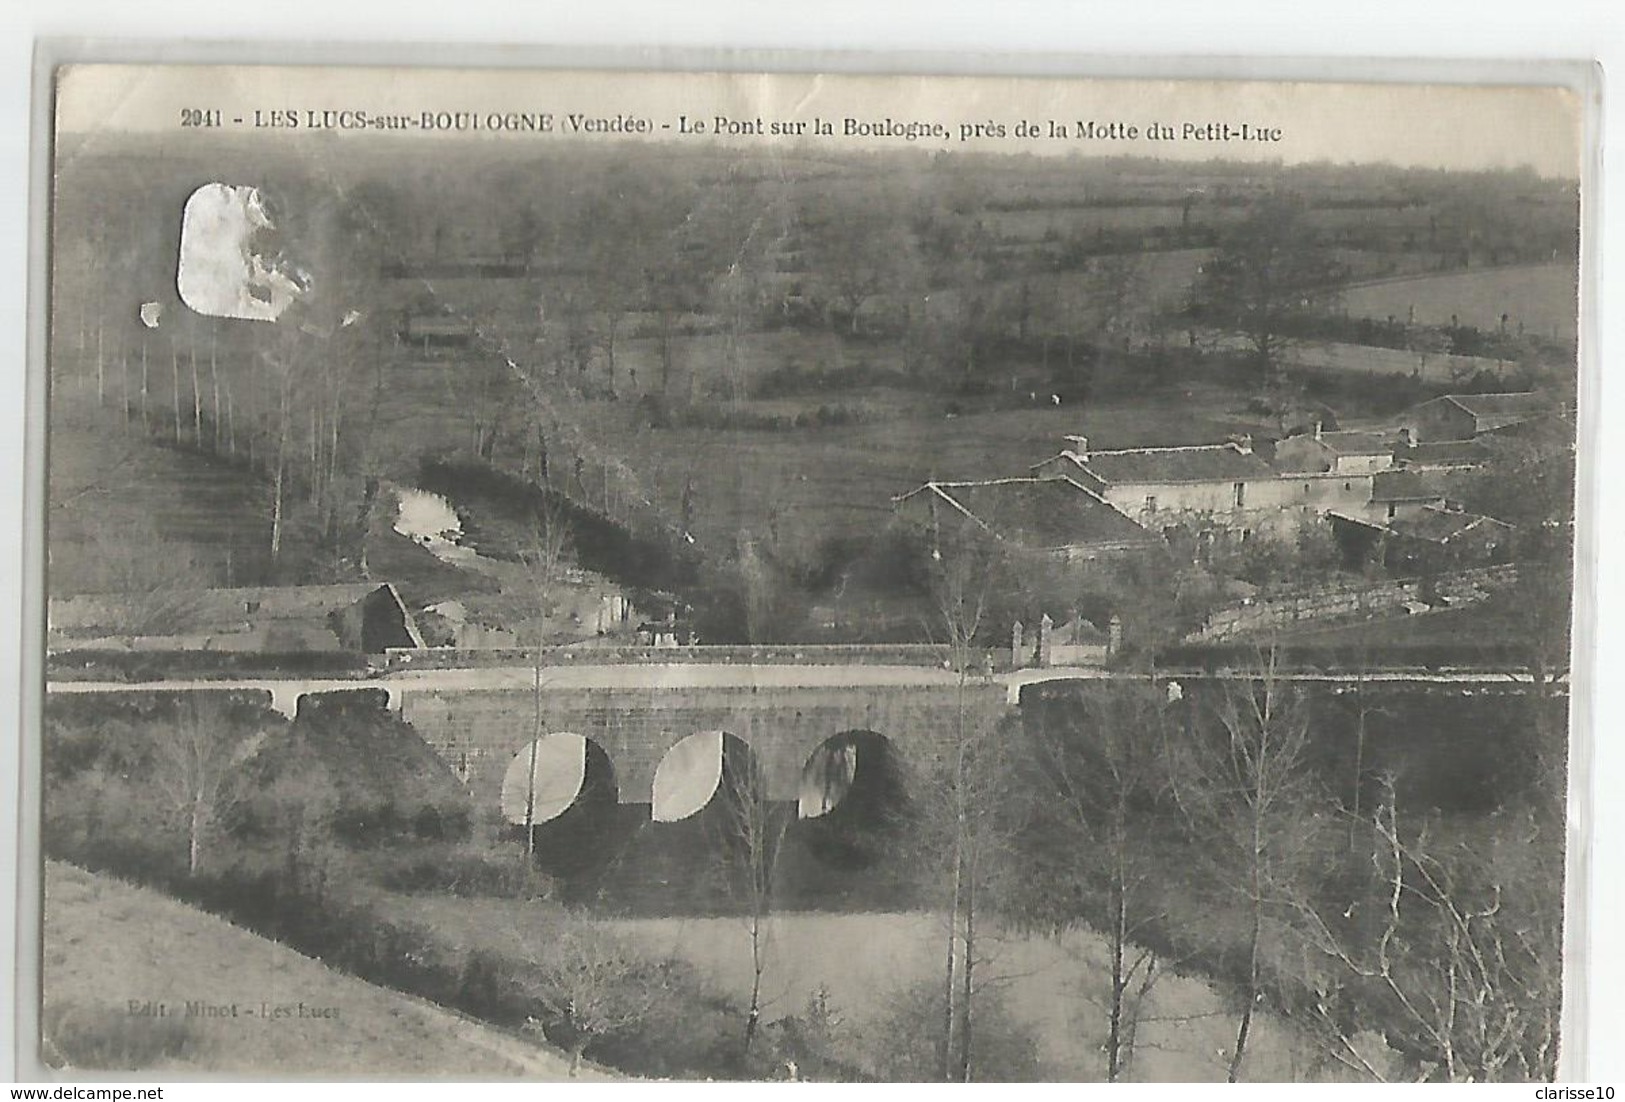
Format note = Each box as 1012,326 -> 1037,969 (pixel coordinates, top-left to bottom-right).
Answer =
29,62 -> 1586,1083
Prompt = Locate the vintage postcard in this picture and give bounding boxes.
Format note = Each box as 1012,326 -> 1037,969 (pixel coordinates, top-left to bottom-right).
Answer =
27,60 -> 1588,1082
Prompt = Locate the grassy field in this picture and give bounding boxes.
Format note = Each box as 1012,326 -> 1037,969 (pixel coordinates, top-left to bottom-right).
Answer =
46,396 -> 277,593
43,146 -> 1577,623
39,861 -> 595,1077
360,292 -> 1279,571
1264,599 -> 1527,651
622,384 -> 1273,558
1341,262 -> 1579,339
979,205 -> 1240,241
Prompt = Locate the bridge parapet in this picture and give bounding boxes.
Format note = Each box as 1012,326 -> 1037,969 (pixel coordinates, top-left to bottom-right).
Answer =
382,643 -> 956,672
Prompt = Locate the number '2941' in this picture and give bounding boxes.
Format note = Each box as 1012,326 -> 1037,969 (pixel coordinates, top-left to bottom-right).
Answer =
179,108 -> 222,127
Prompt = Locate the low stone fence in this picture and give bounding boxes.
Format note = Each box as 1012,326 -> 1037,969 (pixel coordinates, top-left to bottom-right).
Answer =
1187,565 -> 1516,643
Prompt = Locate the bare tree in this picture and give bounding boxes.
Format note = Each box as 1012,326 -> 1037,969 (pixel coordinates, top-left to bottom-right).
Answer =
709,748 -> 794,1054
1060,253 -> 1149,392
515,918 -> 668,1076
798,190 -> 919,337
1021,681 -> 1175,1081
498,504 -> 575,858
230,178 -> 394,574
1459,404 -> 1575,804
1291,779 -> 1562,1082
948,718 -> 1022,1083
905,708 -> 1022,1083
1167,648 -> 1326,1082
909,506 -> 1022,1081
145,697 -> 264,876
261,324 -> 304,567
1186,194 -> 1346,390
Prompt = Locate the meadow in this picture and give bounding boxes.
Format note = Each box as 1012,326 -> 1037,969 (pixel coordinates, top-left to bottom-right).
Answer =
620,385 -> 1273,559
1340,262 -> 1579,339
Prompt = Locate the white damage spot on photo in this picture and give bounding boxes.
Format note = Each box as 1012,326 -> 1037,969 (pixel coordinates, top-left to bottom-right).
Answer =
176,183 -> 306,321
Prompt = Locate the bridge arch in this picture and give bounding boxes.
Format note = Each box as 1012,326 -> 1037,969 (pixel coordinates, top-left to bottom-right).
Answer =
651,730 -> 762,822
795,730 -> 910,868
499,733 -> 618,827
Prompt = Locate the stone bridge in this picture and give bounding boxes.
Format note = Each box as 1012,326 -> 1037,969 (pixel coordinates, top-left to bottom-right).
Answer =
46,664 -> 1010,824
46,660 -> 1548,825
397,667 -> 1010,822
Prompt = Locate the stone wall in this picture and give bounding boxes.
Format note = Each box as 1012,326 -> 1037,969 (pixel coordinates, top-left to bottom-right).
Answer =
1188,565 -> 1517,642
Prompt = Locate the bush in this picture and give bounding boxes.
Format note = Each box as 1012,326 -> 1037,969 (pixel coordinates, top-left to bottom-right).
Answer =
753,358 -> 904,399
862,979 -> 1051,1082
42,1002 -> 210,1070
375,842 -> 556,900
744,987 -> 872,1082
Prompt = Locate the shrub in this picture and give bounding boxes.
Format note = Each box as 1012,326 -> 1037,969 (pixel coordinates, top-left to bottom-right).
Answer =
374,842 -> 556,900
861,979 -> 1051,1082
42,1002 -> 209,1070
744,987 -> 871,1082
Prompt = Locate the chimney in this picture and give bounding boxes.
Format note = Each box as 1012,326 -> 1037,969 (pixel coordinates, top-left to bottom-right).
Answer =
1398,427 -> 1413,448
1233,433 -> 1253,455
1065,434 -> 1089,460
1313,419 -> 1323,442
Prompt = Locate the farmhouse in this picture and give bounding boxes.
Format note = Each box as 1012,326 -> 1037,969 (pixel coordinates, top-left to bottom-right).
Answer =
1031,436 -> 1374,538
1368,469 -> 1452,523
47,583 -> 425,655
1400,392 -> 1548,443
1273,424 -> 1396,475
891,476 -> 1162,561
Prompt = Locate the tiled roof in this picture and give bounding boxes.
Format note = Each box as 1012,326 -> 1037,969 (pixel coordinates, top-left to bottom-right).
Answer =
900,478 -> 1158,551
1387,508 -> 1511,545
1073,444 -> 1277,485
1317,430 -> 1394,455
1274,430 -> 1395,473
1443,392 -> 1547,419
1397,440 -> 1489,468
47,584 -> 405,646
